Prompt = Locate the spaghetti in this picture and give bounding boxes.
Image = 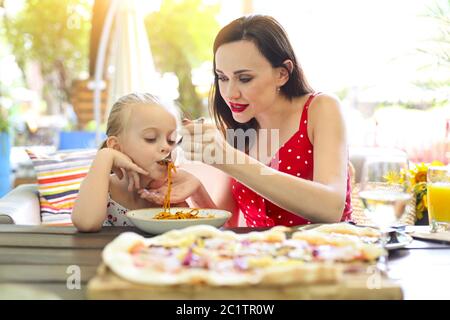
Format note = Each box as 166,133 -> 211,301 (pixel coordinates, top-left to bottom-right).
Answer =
162,161 -> 177,213
155,161 -> 213,220
154,208 -> 202,220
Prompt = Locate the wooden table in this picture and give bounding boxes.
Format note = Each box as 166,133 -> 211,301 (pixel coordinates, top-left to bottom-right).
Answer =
0,225 -> 449,300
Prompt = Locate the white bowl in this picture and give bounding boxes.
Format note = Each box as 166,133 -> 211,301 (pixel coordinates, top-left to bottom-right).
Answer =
125,207 -> 232,235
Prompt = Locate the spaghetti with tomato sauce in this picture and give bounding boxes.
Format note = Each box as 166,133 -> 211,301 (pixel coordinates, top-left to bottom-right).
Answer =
154,161 -> 213,220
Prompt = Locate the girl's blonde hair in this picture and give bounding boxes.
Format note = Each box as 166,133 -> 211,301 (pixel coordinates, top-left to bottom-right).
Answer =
100,92 -> 180,149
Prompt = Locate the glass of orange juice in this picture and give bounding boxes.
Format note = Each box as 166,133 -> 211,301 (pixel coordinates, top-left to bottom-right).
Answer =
427,166 -> 450,232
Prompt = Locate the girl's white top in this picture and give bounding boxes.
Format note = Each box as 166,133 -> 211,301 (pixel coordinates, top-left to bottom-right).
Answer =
103,194 -> 134,227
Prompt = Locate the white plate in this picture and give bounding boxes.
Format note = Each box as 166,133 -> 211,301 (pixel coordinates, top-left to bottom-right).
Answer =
125,207 -> 231,235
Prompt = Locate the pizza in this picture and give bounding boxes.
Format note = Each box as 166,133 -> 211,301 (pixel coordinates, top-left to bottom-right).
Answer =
102,223 -> 384,286
312,223 -> 381,238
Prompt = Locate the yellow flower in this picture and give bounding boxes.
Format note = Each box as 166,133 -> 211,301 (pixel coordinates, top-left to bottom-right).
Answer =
412,163 -> 428,184
417,200 -> 425,214
414,182 -> 427,193
409,161 -> 444,185
384,171 -> 403,184
415,171 -> 427,184
384,160 -> 443,222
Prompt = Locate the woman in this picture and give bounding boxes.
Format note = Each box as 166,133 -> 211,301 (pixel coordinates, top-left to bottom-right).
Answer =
143,15 -> 352,227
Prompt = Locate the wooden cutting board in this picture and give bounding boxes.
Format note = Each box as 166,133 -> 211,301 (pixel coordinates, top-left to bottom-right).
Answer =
87,264 -> 403,300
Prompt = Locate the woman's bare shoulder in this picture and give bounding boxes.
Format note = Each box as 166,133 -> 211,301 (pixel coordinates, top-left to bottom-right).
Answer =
313,92 -> 341,107
309,93 -> 344,119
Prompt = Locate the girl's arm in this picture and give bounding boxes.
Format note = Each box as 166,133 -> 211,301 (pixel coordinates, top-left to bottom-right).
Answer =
214,95 -> 348,223
72,149 -> 114,232
189,184 -> 217,209
72,148 -> 149,232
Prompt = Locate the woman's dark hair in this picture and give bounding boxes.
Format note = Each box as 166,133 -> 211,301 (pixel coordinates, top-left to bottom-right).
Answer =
210,14 -> 313,149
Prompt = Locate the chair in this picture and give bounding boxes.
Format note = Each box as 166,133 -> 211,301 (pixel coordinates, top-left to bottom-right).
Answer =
0,184 -> 41,225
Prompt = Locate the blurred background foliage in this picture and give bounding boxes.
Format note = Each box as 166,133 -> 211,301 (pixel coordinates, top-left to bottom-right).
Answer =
145,0 -> 220,119
2,0 -> 220,119
3,0 -> 92,114
415,0 -> 450,93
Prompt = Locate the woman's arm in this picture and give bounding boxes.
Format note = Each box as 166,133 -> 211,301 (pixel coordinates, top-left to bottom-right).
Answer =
215,95 -> 348,223
215,177 -> 240,227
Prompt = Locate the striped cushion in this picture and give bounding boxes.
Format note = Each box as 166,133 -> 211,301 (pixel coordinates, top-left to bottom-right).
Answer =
25,149 -> 96,226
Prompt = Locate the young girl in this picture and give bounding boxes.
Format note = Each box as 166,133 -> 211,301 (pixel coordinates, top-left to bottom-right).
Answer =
72,93 -> 214,232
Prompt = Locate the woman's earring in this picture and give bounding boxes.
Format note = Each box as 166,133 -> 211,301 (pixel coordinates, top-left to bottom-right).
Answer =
276,87 -> 281,93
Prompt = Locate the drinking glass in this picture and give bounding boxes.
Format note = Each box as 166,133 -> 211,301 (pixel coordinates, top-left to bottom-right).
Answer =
427,166 -> 450,233
359,155 -> 411,272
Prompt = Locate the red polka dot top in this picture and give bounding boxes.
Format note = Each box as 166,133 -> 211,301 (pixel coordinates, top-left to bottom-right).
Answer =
231,92 -> 352,227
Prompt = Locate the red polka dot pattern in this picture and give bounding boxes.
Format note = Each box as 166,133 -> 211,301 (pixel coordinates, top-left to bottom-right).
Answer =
231,93 -> 352,227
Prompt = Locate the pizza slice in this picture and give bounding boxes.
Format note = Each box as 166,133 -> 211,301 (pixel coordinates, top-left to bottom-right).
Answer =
312,223 -> 381,238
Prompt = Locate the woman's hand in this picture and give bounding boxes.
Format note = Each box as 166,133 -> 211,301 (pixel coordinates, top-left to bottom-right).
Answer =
180,119 -> 234,167
104,148 -> 149,192
138,168 -> 202,205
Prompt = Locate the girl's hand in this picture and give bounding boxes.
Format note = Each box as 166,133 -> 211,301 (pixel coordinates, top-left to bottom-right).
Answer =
138,168 -> 202,205
103,148 -> 149,192
180,119 -> 234,166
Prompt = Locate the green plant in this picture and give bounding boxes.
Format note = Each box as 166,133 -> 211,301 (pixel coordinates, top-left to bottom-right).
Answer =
145,0 -> 220,119
0,107 -> 8,133
3,0 -> 92,114
0,106 -> 10,158
415,0 -> 450,97
334,87 -> 350,101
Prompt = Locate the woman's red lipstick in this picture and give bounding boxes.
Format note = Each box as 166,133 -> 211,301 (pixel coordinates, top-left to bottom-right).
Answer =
229,102 -> 249,113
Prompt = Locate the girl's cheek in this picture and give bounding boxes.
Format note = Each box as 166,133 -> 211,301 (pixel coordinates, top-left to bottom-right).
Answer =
145,144 -> 157,156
